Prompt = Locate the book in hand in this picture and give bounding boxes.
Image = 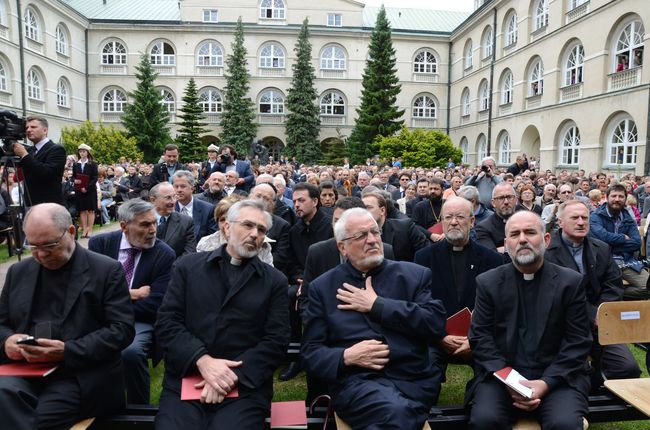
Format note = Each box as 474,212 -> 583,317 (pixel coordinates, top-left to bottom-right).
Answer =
445,307 -> 472,336
493,366 -> 534,399
0,362 -> 58,377
74,173 -> 90,192
181,374 -> 239,401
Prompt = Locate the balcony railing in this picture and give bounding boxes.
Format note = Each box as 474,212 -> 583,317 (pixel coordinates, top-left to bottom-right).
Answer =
258,114 -> 284,124
196,66 -> 224,76
413,73 -> 439,83
560,82 -> 583,102
609,67 -> 642,91
101,65 -> 127,75
411,117 -> 437,128
320,115 -> 345,126
566,1 -> 589,24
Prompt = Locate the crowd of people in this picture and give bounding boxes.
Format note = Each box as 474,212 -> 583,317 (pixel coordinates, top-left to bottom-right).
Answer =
1,116 -> 649,429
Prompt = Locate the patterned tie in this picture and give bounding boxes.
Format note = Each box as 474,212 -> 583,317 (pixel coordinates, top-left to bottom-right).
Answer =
180,206 -> 188,216
157,216 -> 167,239
122,248 -> 140,286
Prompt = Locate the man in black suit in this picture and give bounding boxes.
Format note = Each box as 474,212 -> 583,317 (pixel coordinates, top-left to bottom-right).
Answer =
362,191 -> 428,261
468,211 -> 592,429
13,117 -> 66,206
544,200 -> 640,385
390,172 -> 412,201
149,144 -> 186,187
149,182 -> 195,257
173,170 -> 217,243
475,182 -> 518,253
155,200 -> 289,430
89,199 -> 176,404
249,183 -> 291,272
406,178 -> 430,218
0,203 -> 134,429
215,144 -> 255,193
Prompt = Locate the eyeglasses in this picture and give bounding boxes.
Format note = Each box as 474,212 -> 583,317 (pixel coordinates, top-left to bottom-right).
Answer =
493,195 -> 516,202
24,231 -> 67,251
442,214 -> 469,222
559,190 -> 573,195
231,220 -> 268,235
341,229 -> 382,242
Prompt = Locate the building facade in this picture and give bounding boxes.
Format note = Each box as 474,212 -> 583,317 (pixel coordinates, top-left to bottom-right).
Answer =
0,0 -> 647,174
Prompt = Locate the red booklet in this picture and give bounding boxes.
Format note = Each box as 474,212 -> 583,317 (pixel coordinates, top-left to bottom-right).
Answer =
74,173 -> 90,192
493,366 -> 533,398
180,374 -> 239,401
427,223 -> 443,234
0,362 -> 58,377
270,401 -> 308,427
445,307 -> 472,336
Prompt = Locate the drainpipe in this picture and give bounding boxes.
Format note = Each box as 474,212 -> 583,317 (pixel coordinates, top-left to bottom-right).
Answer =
446,41 -> 452,136
645,89 -> 650,175
486,7 -> 496,156
16,0 -> 26,117
85,28 -> 89,120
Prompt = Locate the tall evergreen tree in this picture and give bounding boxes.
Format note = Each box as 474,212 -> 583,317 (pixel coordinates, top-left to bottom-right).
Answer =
121,53 -> 172,162
176,77 -> 210,162
285,18 -> 321,164
347,5 -> 404,165
220,17 -> 257,156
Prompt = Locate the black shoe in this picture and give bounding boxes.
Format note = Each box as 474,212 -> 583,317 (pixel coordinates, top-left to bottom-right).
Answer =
279,362 -> 302,381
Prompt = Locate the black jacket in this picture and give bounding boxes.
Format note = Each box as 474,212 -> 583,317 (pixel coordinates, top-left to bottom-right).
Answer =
381,217 -> 428,262
19,140 -> 66,206
287,209 -> 333,282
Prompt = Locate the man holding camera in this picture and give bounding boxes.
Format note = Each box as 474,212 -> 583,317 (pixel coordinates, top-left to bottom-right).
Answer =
13,117 -> 66,207
464,157 -> 503,210
216,145 -> 254,193
150,144 -> 186,188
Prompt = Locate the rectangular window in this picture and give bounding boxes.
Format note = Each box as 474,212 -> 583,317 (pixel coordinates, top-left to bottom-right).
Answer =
327,13 -> 342,27
203,9 -> 218,23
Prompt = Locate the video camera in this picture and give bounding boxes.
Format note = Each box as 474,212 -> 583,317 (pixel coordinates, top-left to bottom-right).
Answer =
0,110 -> 26,156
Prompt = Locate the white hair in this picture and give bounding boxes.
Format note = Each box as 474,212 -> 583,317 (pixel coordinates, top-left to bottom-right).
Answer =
334,208 -> 377,242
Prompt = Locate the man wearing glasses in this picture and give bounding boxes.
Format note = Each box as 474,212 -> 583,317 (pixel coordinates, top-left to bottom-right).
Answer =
476,183 -> 518,253
0,203 -> 134,429
302,208 -> 446,429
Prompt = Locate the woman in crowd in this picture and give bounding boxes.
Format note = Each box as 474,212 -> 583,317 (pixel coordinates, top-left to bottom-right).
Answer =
72,143 -> 98,238
516,184 -> 543,215
397,182 -> 416,214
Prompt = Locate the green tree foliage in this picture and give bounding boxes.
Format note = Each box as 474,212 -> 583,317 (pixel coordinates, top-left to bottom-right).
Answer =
321,138 -> 347,166
220,17 -> 257,156
347,5 -> 404,165
121,53 -> 172,162
285,18 -> 321,164
61,121 -> 143,164
176,77 -> 210,163
377,127 -> 462,168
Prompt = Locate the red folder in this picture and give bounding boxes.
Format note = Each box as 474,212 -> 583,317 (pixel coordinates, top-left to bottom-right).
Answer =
74,173 -> 90,192
427,223 -> 443,234
180,374 -> 239,400
0,362 -> 58,377
445,307 -> 472,336
270,401 -> 308,427
493,366 -> 533,398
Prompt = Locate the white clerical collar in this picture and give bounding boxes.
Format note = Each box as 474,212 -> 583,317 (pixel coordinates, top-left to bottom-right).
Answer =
523,273 -> 535,281
230,257 -> 242,266
452,246 -> 464,252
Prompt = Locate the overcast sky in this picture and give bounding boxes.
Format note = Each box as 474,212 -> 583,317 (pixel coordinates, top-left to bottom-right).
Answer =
361,0 -> 474,12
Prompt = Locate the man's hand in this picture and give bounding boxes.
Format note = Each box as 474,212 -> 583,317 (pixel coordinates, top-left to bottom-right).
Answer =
194,379 -> 226,404
439,335 -> 467,355
4,334 -> 29,360
343,339 -> 389,370
196,355 -> 242,396
451,338 -> 471,359
337,276 -> 377,313
12,143 -> 28,158
511,379 -> 549,411
130,286 -> 151,301
236,178 -> 245,186
429,233 -> 445,242
19,339 -> 65,363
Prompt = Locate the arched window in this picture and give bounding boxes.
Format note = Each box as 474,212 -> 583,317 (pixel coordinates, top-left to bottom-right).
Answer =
0,61 -> 7,92
477,135 -> 487,161
199,88 -> 223,113
260,0 -> 285,19
321,45 -> 346,70
569,0 -> 588,10
534,0 -> 549,30
414,50 -> 437,74
24,7 -> 39,41
479,80 -> 489,111
150,41 -> 175,66
102,88 -> 127,112
259,43 -> 285,68
608,117 -> 638,165
259,90 -> 284,114
460,137 -> 469,163
56,78 -> 69,107
320,91 -> 345,115
27,68 -> 41,100
529,60 -> 543,96
564,44 -> 584,85
464,40 -> 473,69
501,71 -> 513,104
614,20 -> 645,71
197,41 -> 223,67
505,11 -> 518,47
499,133 -> 511,164
560,124 -> 580,165
159,88 -> 175,113
482,26 -> 493,59
102,41 -> 127,65
55,25 -> 69,56
461,88 -> 471,116
412,95 -> 436,118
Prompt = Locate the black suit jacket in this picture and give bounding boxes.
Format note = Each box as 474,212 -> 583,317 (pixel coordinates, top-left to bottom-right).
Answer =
149,162 -> 187,188
287,209 -> 333,282
475,212 -> 508,251
88,231 -> 176,324
19,140 -> 66,206
467,263 -> 592,401
176,199 -> 217,243
544,231 -> 623,323
0,247 -> 135,417
159,211 -> 196,258
414,239 -> 503,318
381,217 -> 428,262
267,214 -> 291,272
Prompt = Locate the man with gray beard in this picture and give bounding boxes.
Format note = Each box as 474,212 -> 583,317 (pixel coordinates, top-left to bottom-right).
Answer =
302,208 -> 446,429
475,182 -> 518,253
467,211 -> 592,430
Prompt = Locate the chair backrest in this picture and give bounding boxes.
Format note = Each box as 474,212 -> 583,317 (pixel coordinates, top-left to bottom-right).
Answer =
597,300 -> 650,345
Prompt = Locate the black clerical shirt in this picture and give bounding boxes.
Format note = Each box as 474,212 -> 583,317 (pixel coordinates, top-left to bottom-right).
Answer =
514,270 -> 542,380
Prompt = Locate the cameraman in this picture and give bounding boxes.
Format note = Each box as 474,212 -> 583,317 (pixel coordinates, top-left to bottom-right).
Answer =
12,116 -> 66,207
215,144 -> 254,193
149,144 -> 186,188
464,156 -> 502,210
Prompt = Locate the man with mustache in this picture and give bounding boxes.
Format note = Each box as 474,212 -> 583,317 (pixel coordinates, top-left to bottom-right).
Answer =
413,178 -> 445,235
475,182 -> 518,253
467,211 -> 592,429
544,200 -> 640,387
302,208 -> 446,429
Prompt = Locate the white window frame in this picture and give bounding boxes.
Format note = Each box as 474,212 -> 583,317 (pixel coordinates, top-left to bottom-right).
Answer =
413,50 -> 437,74
102,41 -> 127,65
199,88 -> 223,113
501,72 -> 513,105
534,0 -> 549,30
259,90 -> 284,114
321,45 -> 346,70
564,44 -> 584,86
479,80 -> 489,111
24,7 -> 39,42
259,43 -> 285,68
159,88 -> 175,113
150,41 -> 175,66
0,61 -> 7,92
55,25 -> 68,56
320,91 -> 345,115
260,0 -> 285,19
482,26 -> 493,59
460,137 -> 469,163
203,9 -> 218,23
560,124 -> 580,165
499,133 -> 511,164
102,88 -> 127,112
327,13 -> 342,27
412,95 -> 436,118
461,88 -> 471,116
529,60 -> 544,96
56,78 -> 69,107
569,0 -> 588,11
465,40 -> 473,69
614,20 -> 645,71
27,68 -> 41,100
477,135 -> 487,161
197,41 -> 223,67
505,12 -> 518,47
608,118 -> 638,166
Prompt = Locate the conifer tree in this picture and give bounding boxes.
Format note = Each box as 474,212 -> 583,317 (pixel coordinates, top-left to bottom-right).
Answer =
347,6 -> 404,165
220,17 -> 257,156
121,53 -> 172,162
285,18 -> 321,164
176,77 -> 210,162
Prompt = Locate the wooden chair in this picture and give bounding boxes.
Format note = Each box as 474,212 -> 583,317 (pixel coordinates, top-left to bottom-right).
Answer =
334,413 -> 431,430
598,300 -> 650,417
69,418 -> 95,430
512,417 -> 588,429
